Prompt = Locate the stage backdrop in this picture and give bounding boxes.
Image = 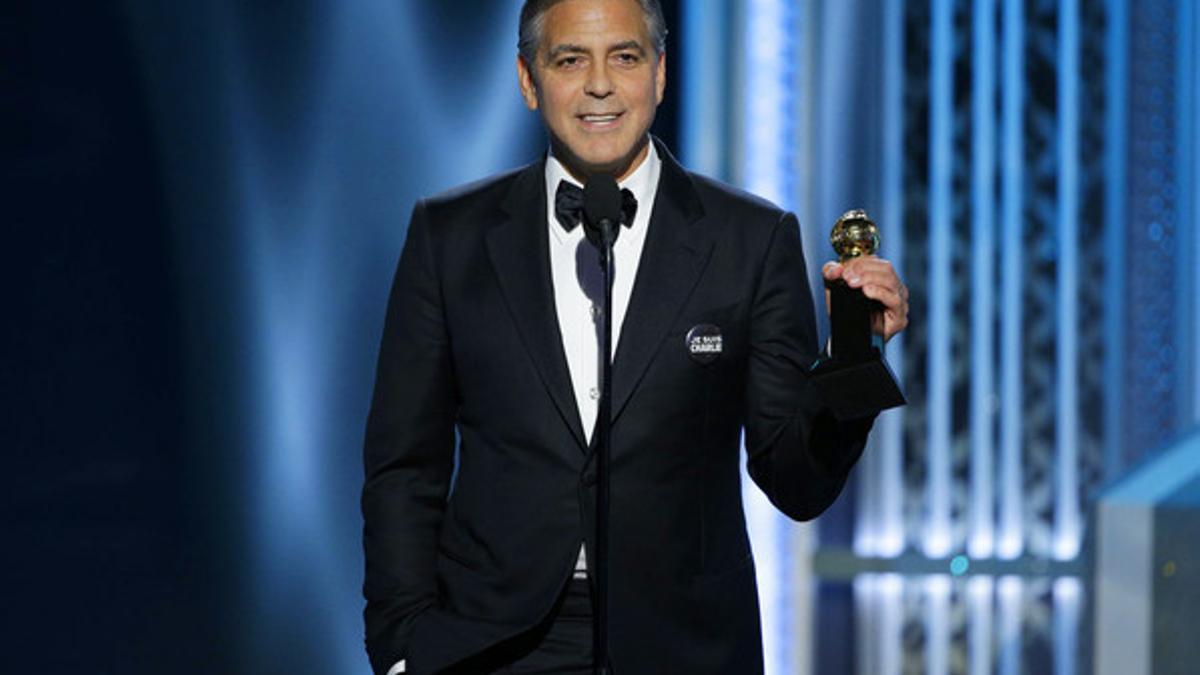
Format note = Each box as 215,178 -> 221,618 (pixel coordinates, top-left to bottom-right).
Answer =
7,1 -> 1197,674
679,1 -> 1199,674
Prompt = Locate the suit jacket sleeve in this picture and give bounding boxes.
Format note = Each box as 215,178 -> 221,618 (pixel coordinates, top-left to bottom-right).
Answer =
362,200 -> 457,674
743,212 -> 875,521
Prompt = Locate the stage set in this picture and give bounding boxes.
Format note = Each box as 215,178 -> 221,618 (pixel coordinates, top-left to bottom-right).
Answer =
8,1 -> 1198,673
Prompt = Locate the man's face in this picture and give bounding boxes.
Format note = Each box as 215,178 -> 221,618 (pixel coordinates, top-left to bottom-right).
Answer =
518,0 -> 666,182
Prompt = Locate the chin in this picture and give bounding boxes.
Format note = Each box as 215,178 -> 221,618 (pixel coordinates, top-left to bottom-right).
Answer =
576,141 -> 644,173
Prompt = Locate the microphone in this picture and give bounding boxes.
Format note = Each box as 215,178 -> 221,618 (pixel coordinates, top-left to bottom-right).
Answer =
582,174 -> 623,251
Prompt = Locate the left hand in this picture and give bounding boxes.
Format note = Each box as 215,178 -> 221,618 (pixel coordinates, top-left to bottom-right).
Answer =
822,256 -> 909,342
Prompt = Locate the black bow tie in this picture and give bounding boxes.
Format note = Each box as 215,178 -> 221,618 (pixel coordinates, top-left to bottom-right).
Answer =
554,180 -> 638,233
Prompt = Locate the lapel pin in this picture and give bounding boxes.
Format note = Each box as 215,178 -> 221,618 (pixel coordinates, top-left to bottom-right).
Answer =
686,324 -> 723,364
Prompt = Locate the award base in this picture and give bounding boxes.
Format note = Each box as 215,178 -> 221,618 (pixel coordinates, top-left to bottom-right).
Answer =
810,352 -> 906,421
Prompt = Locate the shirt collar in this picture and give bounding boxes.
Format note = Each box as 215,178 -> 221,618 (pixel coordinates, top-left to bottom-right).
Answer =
545,140 -> 661,243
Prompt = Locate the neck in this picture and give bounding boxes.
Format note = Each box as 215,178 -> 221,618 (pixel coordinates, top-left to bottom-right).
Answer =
552,136 -> 651,185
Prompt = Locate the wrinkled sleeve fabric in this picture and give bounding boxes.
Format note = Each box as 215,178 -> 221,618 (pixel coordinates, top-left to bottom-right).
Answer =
362,200 -> 457,674
743,212 -> 875,521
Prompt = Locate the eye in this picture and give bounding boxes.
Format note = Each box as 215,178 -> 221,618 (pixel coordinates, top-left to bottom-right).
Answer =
556,55 -> 583,69
613,52 -> 641,66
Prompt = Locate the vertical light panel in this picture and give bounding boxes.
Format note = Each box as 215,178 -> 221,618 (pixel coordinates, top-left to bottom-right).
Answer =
740,2 -> 796,673
969,0 -> 998,560
1054,0 -> 1082,561
997,577 -> 1024,675
681,0 -> 729,177
998,0 -> 1026,560
967,577 -> 994,675
1104,0 -> 1129,479
875,0 -> 907,559
855,0 -> 908,559
924,576 -> 952,675
926,0 -> 954,559
1052,577 -> 1082,675
854,574 -> 903,675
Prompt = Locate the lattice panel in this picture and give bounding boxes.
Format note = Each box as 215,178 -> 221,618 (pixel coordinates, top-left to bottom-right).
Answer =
1124,0 -> 1182,464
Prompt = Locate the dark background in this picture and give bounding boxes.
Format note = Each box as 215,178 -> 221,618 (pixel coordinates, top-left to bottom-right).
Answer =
5,2 -> 679,672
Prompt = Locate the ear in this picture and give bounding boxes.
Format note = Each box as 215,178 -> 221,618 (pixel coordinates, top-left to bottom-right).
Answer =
654,51 -> 666,105
517,55 -> 540,111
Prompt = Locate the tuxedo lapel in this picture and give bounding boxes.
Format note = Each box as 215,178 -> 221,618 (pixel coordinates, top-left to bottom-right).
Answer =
486,162 -> 589,453
611,143 -> 712,423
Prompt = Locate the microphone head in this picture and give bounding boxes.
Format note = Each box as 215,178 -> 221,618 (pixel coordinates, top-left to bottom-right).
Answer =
583,173 -> 623,249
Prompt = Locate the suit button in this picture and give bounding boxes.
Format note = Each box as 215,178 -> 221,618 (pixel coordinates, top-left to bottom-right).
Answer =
583,471 -> 597,486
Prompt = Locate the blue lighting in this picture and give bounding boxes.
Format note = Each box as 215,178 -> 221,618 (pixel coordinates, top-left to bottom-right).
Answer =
999,0 -> 1027,561
926,0 -> 954,559
1055,0 -> 1082,562
1105,0 -> 1129,479
950,555 -> 970,577
969,0 -> 998,560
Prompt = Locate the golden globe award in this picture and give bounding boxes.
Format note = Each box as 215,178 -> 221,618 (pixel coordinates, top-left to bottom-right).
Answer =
810,209 -> 906,419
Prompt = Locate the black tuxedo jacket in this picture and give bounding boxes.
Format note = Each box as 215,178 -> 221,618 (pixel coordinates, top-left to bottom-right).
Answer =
362,142 -> 873,674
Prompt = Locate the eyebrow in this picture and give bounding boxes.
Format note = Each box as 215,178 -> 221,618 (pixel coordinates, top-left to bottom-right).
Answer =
546,40 -> 647,60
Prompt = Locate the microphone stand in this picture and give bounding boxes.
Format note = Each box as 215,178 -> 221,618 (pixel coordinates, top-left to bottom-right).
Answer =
593,218 -> 615,675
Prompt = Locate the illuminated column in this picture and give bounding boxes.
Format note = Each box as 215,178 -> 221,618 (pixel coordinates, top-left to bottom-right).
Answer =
925,0 -> 954,559
1054,0 -> 1082,561
998,0 -> 1026,560
854,574 -> 903,675
967,577 -> 994,675
997,577 -> 1024,675
680,0 -> 731,177
739,2 -> 800,673
875,0 -> 908,560
1052,578 -> 1082,675
924,576 -> 952,675
969,0 -> 998,560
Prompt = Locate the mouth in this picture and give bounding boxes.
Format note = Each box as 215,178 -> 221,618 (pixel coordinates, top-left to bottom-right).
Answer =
577,111 -> 624,130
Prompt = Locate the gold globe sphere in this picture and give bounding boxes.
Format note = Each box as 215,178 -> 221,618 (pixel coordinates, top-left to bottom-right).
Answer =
830,209 -> 880,261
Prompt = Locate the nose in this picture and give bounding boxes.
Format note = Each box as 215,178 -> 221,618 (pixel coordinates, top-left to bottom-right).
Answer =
584,60 -> 613,98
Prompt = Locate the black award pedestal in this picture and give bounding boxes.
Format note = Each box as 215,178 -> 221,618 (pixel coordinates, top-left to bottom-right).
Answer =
809,209 -> 906,420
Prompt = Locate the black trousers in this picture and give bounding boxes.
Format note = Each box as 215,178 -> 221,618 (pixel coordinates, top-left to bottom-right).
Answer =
444,578 -> 595,674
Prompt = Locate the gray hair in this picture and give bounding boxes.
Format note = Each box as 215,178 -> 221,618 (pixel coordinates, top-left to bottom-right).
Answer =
518,0 -> 668,69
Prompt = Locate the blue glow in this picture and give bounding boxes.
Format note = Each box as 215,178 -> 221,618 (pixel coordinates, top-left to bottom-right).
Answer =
681,0 -> 729,177
1179,0 -> 1200,424
1055,0 -> 1082,562
224,4 -> 530,672
1053,578 -> 1082,675
925,0 -> 954,559
969,0 -> 998,560
998,0 -> 1026,561
854,574 -> 904,675
967,577 -> 995,675
998,576 -> 1024,675
1105,0 -> 1129,479
950,555 -> 971,576
874,0 -> 907,560
739,2 -> 800,670
924,575 -> 952,675
1196,0 -> 1200,426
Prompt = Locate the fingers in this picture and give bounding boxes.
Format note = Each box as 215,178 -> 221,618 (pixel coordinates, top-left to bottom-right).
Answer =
860,282 -> 906,313
840,257 -> 906,297
833,256 -> 909,339
822,261 -> 844,282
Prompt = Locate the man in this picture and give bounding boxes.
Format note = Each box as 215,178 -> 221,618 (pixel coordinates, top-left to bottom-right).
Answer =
362,1 -> 909,673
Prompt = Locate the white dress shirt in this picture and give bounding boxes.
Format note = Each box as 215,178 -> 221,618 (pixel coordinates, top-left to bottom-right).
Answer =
547,144 -> 661,578
388,142 -> 662,675
545,143 -> 661,446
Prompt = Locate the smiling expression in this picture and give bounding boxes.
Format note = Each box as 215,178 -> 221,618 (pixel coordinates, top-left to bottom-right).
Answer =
517,0 -> 666,182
